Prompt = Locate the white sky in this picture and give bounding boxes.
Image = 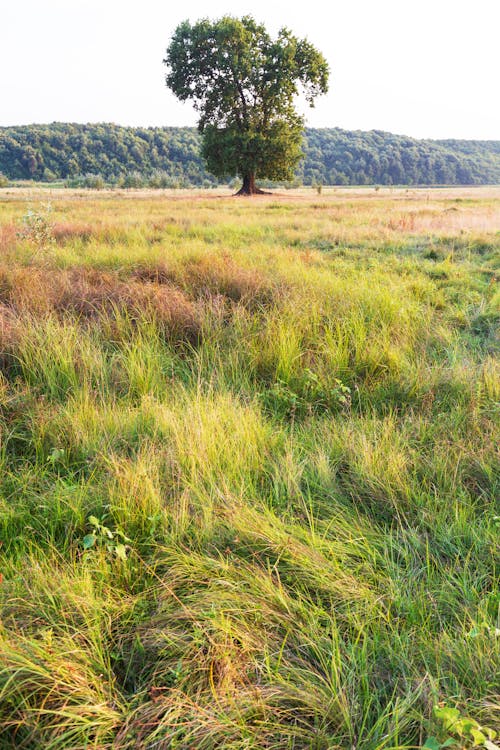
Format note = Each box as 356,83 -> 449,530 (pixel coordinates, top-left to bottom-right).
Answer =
1,0 -> 499,140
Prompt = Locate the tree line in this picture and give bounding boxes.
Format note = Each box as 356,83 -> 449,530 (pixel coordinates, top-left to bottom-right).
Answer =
0,122 -> 498,186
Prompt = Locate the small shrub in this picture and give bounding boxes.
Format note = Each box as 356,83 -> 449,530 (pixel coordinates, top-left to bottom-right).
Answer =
261,368 -> 351,419
82,515 -> 131,561
83,173 -> 106,189
424,704 -> 499,750
121,172 -> 144,189
16,204 -> 55,262
148,170 -> 171,189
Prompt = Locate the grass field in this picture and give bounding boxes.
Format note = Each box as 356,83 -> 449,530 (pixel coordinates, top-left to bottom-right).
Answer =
0,187 -> 499,749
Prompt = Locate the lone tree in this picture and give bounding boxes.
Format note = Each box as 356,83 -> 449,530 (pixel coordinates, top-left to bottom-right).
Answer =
164,16 -> 329,195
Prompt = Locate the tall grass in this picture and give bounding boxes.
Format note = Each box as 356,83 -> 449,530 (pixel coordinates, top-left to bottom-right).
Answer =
0,189 -> 498,749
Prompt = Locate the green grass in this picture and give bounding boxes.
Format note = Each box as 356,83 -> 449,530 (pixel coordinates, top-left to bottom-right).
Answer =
0,188 -> 499,749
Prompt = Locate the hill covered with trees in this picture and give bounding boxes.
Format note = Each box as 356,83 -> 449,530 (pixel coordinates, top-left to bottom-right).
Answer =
0,122 -> 499,186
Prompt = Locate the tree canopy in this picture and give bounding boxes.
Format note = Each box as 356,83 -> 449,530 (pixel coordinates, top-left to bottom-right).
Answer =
163,16 -> 329,193
1,123 -> 499,187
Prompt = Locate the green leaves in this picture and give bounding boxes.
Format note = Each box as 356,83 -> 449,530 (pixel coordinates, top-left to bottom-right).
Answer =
429,705 -> 499,750
467,621 -> 500,639
81,516 -> 131,561
114,543 -> 127,562
201,118 -> 304,182
422,738 -> 456,750
423,737 -> 441,750
164,16 -> 329,187
260,369 -> 351,420
82,533 -> 96,550
434,707 -> 460,731
47,447 -> 65,466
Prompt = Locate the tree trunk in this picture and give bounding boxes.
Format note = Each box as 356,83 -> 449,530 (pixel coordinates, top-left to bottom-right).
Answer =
235,173 -> 268,196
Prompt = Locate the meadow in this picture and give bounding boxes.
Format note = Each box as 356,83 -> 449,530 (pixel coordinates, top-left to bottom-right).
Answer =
0,186 -> 498,749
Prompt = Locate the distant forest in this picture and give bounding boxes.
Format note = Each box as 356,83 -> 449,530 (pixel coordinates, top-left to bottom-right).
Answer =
1,123 -> 499,186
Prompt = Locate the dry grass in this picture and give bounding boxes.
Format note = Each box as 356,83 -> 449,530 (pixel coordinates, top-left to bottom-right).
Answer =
0,223 -> 17,253
133,253 -> 279,306
52,221 -> 95,243
0,304 -> 19,371
0,267 -> 201,343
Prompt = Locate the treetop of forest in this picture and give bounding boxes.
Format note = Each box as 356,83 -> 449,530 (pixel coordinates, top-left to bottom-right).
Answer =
0,122 -> 498,186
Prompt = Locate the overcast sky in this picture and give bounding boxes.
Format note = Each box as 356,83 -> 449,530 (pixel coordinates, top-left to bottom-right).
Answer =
1,0 -> 499,140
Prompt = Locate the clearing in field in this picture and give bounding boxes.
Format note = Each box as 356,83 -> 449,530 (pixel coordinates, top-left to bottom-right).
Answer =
0,188 -> 499,749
